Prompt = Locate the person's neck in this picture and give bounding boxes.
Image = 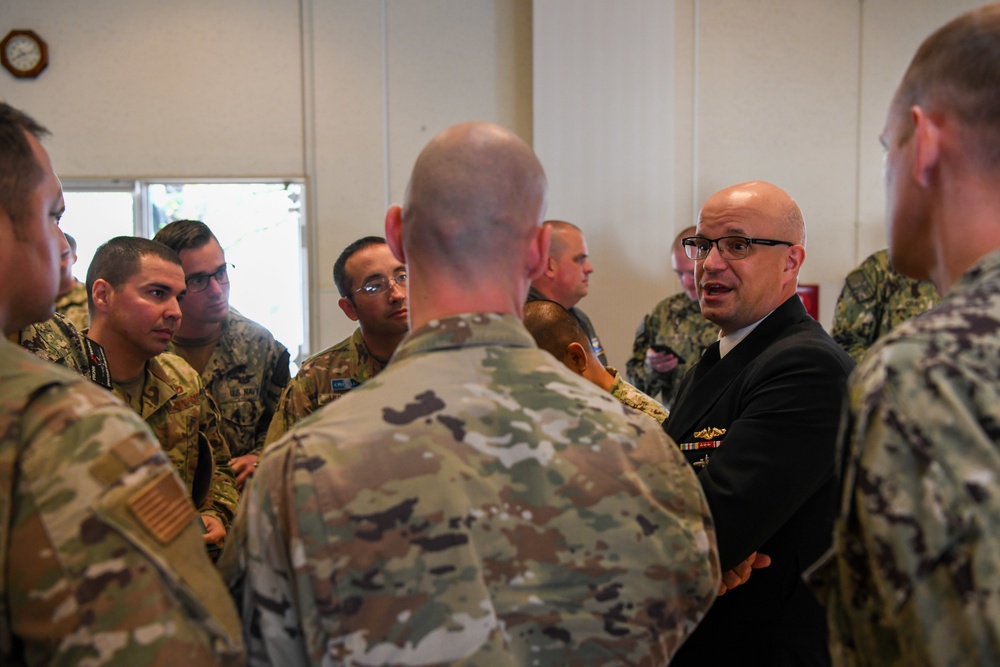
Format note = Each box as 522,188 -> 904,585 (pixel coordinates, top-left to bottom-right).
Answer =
407,280 -> 525,332
175,319 -> 224,341
360,329 -> 407,362
88,324 -> 149,382
57,278 -> 79,298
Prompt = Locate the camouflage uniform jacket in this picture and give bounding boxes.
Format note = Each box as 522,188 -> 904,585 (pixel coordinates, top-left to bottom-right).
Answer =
830,249 -> 939,364
16,313 -> 112,388
812,248 -> 1000,666
626,292 -> 717,410
54,279 -> 89,331
0,339 -> 245,666
114,353 -> 239,527
607,365 -> 668,423
264,327 -> 385,444
223,313 -> 720,666
168,310 -> 290,458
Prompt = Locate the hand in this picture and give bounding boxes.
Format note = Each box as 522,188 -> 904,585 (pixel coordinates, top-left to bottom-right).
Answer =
201,514 -> 227,549
230,453 -> 259,489
717,551 -> 772,596
646,347 -> 680,373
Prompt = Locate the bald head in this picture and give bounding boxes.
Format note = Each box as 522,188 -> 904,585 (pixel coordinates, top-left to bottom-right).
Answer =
695,181 -> 806,336
701,181 -> 805,246
400,122 -> 547,274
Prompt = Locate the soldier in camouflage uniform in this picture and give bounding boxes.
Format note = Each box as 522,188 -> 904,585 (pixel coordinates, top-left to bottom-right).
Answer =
523,298 -> 668,423
154,220 -> 290,486
54,232 -> 89,330
223,121 -> 720,665
830,248 -> 938,364
264,236 -> 407,444
809,6 -> 1000,665
0,102 -> 245,665
627,226 -> 717,410
14,311 -> 112,388
87,236 -> 239,549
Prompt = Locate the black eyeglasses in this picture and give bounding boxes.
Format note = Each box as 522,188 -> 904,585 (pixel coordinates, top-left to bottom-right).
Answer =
354,272 -> 407,297
186,264 -> 233,293
682,236 -> 792,261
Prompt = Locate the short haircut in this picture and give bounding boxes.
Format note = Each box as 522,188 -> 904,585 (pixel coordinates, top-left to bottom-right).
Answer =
544,220 -> 582,258
522,299 -> 590,359
87,236 -> 183,312
673,225 -> 697,252
0,102 -> 50,232
894,4 -> 1000,169
153,219 -> 217,254
333,236 -> 387,298
65,232 -> 78,253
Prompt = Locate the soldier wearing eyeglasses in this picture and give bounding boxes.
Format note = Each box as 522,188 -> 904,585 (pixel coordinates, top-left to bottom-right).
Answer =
264,236 -> 408,444
665,181 -> 853,666
154,219 -> 291,488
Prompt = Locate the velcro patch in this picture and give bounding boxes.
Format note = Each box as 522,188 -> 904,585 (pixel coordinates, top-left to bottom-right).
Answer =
128,470 -> 197,544
845,269 -> 877,303
330,378 -> 360,392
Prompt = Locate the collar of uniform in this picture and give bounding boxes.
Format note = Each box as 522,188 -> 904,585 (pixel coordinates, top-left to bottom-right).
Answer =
947,245 -> 1000,299
393,313 -> 536,362
719,309 -> 774,358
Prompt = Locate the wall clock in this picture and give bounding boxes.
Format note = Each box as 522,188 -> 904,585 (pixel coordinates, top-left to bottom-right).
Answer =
2,30 -> 48,79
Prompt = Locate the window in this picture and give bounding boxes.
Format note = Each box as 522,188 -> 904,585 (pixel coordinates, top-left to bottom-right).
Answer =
61,180 -> 307,371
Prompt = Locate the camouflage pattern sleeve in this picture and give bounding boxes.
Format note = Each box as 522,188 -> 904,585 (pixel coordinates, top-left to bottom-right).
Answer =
816,255 -> 1000,666
264,329 -> 383,446
201,390 -> 239,527
607,367 -> 668,423
626,309 -> 668,398
831,249 -> 939,365
830,254 -> 886,365
54,280 -> 89,332
1,346 -> 245,665
255,342 -> 290,453
627,295 -> 715,409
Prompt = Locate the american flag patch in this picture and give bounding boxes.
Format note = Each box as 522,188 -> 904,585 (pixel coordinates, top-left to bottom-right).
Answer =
128,471 -> 196,544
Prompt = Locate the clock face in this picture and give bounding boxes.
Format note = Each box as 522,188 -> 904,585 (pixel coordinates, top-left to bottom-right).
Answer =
5,35 -> 42,71
2,30 -> 48,78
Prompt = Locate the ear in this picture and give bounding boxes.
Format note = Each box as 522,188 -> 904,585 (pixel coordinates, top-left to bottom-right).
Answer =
91,279 -> 112,314
385,205 -> 406,263
563,341 -> 589,375
338,296 -> 360,322
911,105 -> 941,188
526,223 -> 552,281
785,244 -> 806,274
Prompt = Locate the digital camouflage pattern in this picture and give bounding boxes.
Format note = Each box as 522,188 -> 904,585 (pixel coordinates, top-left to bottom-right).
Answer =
264,327 -> 386,444
830,249 -> 939,364
812,248 -> 1000,666
626,292 -> 717,409
224,313 -> 720,666
114,352 -> 239,527
0,339 -> 245,666
16,313 -> 112,388
168,310 -> 290,457
607,366 -> 668,423
54,279 -> 89,332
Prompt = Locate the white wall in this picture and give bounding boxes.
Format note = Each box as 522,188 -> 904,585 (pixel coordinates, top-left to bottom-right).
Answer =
535,0 -> 990,370
1,0 -> 988,367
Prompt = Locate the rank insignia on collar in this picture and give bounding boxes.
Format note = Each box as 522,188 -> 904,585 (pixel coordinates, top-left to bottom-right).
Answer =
693,426 -> 726,440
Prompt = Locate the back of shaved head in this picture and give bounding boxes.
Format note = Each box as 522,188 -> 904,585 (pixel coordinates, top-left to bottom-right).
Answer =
401,122 -> 548,276
523,299 -> 589,358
